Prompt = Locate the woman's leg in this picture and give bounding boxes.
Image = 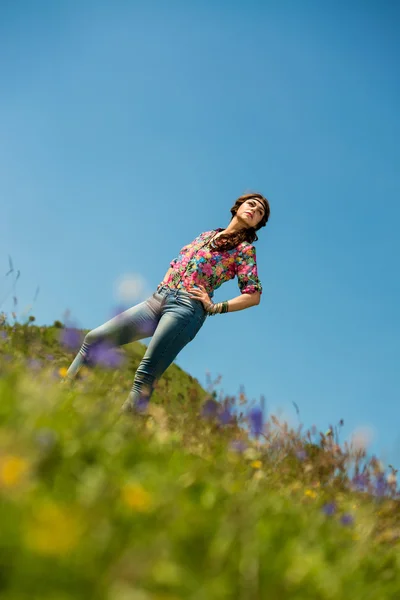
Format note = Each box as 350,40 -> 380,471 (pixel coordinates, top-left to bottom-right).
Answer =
122,290 -> 206,413
64,294 -> 163,381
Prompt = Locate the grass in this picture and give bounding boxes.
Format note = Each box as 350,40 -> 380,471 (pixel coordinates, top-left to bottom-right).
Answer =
0,313 -> 399,599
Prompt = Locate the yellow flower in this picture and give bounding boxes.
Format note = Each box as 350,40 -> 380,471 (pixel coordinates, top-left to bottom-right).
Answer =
304,489 -> 318,498
58,367 -> 68,378
146,418 -> 155,431
25,501 -> 82,556
0,455 -> 29,488
251,460 -> 262,469
121,482 -> 153,512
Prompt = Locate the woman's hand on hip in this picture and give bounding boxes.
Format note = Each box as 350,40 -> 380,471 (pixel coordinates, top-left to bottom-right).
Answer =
187,284 -> 212,309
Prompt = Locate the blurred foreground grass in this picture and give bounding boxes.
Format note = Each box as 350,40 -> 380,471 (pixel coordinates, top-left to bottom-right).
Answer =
0,318 -> 399,599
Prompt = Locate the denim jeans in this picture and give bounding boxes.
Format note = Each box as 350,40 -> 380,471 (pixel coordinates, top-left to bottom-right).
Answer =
65,284 -> 207,410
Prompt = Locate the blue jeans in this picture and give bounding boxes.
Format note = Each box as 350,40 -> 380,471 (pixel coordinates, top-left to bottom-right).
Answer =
65,284 -> 207,411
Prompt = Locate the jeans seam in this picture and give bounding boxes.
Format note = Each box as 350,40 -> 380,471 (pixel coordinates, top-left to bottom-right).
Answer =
151,318 -> 195,372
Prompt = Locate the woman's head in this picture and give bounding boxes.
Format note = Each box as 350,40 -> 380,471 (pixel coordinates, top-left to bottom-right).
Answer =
231,193 -> 270,233
213,192 -> 270,252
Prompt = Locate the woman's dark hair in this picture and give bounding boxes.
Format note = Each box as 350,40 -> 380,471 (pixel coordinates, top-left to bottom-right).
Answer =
213,192 -> 270,252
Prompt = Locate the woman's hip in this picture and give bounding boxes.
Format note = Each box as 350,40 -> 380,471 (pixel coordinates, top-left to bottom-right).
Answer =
154,284 -> 207,324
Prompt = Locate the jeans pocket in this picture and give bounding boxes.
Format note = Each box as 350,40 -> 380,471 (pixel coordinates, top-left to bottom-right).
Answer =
146,291 -> 164,313
174,294 -> 195,313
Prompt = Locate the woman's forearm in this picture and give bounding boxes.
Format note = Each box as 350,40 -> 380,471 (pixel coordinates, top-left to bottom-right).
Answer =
216,293 -> 260,313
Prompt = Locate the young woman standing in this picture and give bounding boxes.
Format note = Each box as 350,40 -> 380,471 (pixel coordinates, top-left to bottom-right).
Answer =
64,192 -> 270,413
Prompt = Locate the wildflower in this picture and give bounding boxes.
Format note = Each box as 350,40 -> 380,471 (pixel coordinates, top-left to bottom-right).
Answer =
322,502 -> 337,516
0,330 -> 7,339
251,460 -> 262,469
58,367 -> 68,379
121,482 -> 153,512
27,358 -> 42,371
218,406 -> 232,426
0,456 -> 29,487
295,449 -> 307,461
25,501 -> 82,555
201,399 -> 218,419
146,418 -> 155,431
375,472 -> 388,497
340,513 -> 354,526
230,440 -> 247,453
134,393 -> 150,413
60,327 -> 82,350
304,489 -> 317,499
87,340 -> 125,369
248,405 -> 264,438
352,473 -> 368,491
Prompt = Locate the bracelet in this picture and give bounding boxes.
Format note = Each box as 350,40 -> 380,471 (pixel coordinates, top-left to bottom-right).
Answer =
206,300 -> 229,316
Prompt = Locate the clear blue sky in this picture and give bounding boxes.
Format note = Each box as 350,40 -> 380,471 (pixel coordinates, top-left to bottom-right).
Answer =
1,1 -> 399,467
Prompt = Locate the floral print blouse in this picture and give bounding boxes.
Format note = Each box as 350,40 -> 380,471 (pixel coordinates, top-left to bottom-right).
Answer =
158,228 -> 263,300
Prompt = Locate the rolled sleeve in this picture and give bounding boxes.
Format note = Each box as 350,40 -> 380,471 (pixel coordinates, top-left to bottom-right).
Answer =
236,244 -> 263,296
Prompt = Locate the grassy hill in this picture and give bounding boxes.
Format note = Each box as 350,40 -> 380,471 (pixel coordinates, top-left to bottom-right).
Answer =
0,318 -> 399,599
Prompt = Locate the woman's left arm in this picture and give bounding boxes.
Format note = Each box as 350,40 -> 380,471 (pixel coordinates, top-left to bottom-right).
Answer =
222,292 -> 260,312
188,286 -> 259,313
188,243 -> 262,313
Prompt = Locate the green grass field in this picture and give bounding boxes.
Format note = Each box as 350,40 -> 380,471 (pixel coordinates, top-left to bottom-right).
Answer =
0,316 -> 399,599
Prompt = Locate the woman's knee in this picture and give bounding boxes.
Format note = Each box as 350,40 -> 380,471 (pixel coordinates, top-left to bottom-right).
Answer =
83,329 -> 102,346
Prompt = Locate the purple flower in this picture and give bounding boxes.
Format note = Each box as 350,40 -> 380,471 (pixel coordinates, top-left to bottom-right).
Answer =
340,513 -> 354,526
27,358 -> 42,371
296,449 -> 308,461
201,399 -> 219,419
134,395 -> 149,413
0,331 -> 7,339
352,473 -> 368,491
87,341 -> 125,369
322,502 -> 337,516
230,440 -> 247,453
375,473 -> 387,497
248,405 -> 264,438
218,406 -> 232,426
60,327 -> 83,350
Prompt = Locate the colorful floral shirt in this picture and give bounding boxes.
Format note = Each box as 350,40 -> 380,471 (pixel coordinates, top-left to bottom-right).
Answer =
158,228 -> 263,300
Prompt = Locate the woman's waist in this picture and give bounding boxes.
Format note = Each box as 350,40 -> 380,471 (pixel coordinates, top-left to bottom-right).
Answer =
156,283 -> 209,316
157,280 -> 214,298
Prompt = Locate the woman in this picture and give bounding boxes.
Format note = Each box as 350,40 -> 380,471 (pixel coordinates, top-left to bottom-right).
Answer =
64,192 -> 270,413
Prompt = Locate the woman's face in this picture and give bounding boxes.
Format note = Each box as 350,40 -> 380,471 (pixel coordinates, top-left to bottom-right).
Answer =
237,197 -> 266,228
